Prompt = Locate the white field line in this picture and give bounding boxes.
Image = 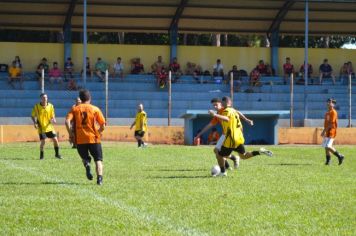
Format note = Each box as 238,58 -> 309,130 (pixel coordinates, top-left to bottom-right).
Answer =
0,160 -> 208,236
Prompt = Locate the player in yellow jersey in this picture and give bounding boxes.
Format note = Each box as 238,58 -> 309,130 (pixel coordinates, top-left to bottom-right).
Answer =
130,103 -> 148,148
213,96 -> 273,176
31,93 -> 61,160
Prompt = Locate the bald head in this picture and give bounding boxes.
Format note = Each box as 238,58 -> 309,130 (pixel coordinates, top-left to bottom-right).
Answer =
137,103 -> 144,112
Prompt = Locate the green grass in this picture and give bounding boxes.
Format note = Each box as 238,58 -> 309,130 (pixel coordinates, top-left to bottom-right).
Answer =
0,142 -> 355,236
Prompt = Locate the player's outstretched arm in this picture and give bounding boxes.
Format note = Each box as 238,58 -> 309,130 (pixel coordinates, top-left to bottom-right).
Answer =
237,111 -> 253,126
196,123 -> 214,138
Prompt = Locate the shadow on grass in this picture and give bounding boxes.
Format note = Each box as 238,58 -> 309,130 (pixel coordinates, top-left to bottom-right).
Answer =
145,168 -> 207,172
0,181 -> 81,185
149,175 -> 211,179
266,163 -> 313,166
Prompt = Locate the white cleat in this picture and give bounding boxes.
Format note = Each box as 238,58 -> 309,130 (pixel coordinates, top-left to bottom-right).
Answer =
142,143 -> 148,148
232,155 -> 240,169
259,147 -> 273,157
212,172 -> 227,177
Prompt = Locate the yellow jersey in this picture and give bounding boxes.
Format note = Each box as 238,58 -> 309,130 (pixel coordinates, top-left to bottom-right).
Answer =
221,107 -> 245,148
135,111 -> 147,132
31,103 -> 55,134
9,67 -> 21,78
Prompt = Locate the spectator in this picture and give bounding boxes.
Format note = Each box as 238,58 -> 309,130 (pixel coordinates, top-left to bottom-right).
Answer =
151,56 -> 165,75
185,62 -> 202,83
169,57 -> 182,83
283,57 -> 295,85
250,68 -> 261,86
131,58 -> 144,74
36,57 -> 49,80
8,60 -> 23,89
256,59 -> 267,75
207,127 -> 220,145
64,57 -> 74,81
112,57 -> 124,80
298,62 -> 313,84
339,62 -> 349,83
14,56 -> 22,69
67,78 -> 78,91
227,65 -> 242,91
156,67 -> 168,88
319,59 -> 336,85
48,62 -> 63,86
213,59 -> 224,77
347,61 -> 355,76
265,63 -> 274,76
81,57 -> 93,80
95,57 -> 109,82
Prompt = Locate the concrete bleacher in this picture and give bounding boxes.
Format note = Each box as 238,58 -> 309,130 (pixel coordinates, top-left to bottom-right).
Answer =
0,73 -> 355,126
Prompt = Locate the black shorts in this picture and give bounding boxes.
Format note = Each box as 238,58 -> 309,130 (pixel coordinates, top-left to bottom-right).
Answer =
77,143 -> 103,162
39,131 -> 57,140
134,130 -> 145,137
218,145 -> 246,157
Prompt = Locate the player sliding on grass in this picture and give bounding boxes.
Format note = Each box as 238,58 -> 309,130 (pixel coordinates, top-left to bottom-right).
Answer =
213,96 -> 273,177
321,98 -> 345,165
195,97 -> 253,170
31,93 -> 61,160
130,103 -> 148,148
65,89 -> 106,185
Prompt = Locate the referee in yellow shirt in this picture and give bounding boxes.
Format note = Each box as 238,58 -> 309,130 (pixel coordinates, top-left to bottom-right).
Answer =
130,103 -> 148,148
31,93 -> 61,160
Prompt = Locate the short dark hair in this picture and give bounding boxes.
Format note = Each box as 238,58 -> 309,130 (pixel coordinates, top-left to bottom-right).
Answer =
327,98 -> 336,104
222,96 -> 231,103
40,93 -> 47,98
210,97 -> 221,103
79,89 -> 91,102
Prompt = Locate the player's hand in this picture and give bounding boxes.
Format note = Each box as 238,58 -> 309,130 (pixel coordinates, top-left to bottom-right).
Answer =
208,110 -> 216,116
34,123 -> 38,129
69,132 -> 74,144
320,130 -> 325,137
248,119 -> 254,126
50,118 -> 56,124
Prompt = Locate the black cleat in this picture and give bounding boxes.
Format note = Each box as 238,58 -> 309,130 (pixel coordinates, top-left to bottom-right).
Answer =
85,165 -> 93,180
338,155 -> 344,165
97,176 -> 103,186
55,154 -> 62,159
40,156 -> 44,160
325,156 -> 331,165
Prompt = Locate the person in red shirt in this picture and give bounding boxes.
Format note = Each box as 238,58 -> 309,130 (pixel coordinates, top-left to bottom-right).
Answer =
156,67 -> 168,88
250,68 -> 261,86
169,57 -> 182,83
256,60 -> 267,75
283,57 -> 294,85
321,98 -> 345,165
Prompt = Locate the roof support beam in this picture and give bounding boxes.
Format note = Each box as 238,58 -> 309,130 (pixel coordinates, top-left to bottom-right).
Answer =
63,0 -> 77,69
169,0 -> 189,31
268,0 -> 296,34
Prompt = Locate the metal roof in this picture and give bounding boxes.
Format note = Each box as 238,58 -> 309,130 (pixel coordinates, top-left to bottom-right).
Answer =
0,0 -> 355,35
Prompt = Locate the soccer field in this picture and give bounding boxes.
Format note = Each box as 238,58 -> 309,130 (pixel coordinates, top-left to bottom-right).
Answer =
0,142 -> 355,235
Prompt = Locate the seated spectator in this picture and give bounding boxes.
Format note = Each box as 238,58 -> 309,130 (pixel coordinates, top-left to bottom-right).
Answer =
265,63 -> 274,76
95,57 -> 109,82
347,61 -> 355,76
227,65 -> 242,91
207,127 -> 220,145
67,78 -> 78,91
319,58 -> 336,85
156,67 -> 168,88
14,56 -> 22,69
64,57 -> 74,81
339,62 -> 349,83
283,57 -> 295,84
213,59 -> 224,77
36,57 -> 49,80
169,57 -> 182,83
256,59 -> 268,75
81,57 -> 93,80
112,57 -> 124,80
298,62 -> 313,84
131,58 -> 145,74
185,62 -> 202,83
8,60 -> 23,89
250,68 -> 261,86
48,62 -> 63,86
151,56 -> 165,75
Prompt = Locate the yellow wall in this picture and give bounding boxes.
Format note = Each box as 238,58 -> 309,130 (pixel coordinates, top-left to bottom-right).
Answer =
0,42 -> 355,75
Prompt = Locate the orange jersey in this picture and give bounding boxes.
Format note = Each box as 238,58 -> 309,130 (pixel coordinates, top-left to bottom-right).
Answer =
66,103 -> 105,144
324,108 -> 338,138
208,131 -> 220,143
210,108 -> 224,126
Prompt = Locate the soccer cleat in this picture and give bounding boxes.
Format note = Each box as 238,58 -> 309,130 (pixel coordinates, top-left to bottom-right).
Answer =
325,156 -> 331,165
85,165 -> 93,180
55,154 -> 62,159
259,147 -> 273,157
97,176 -> 103,185
338,155 -> 344,165
142,143 -> 148,148
232,155 -> 240,169
218,172 -> 227,177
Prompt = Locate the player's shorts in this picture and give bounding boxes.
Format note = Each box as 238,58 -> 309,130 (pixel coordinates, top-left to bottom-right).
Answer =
135,130 -> 145,137
218,145 -> 246,157
39,131 -> 57,140
77,143 -> 103,162
322,137 -> 334,148
215,134 -> 225,151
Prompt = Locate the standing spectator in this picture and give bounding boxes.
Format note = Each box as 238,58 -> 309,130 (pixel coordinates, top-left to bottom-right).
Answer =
207,127 -> 220,145
213,59 -> 224,77
31,93 -> 62,160
8,60 -> 23,89
64,57 -> 74,81
130,103 -> 148,148
36,58 -> 49,80
65,89 -> 106,185
319,59 -> 336,85
250,68 -> 261,86
14,56 -> 22,69
112,57 -> 124,80
81,57 -> 93,80
48,62 -> 63,87
169,57 -> 182,83
283,57 -> 295,85
95,57 -> 109,82
227,65 -> 242,92
151,56 -> 165,75
131,58 -> 145,74
256,60 -> 267,75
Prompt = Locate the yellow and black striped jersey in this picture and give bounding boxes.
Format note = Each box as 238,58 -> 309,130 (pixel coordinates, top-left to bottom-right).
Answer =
220,107 -> 245,148
135,111 -> 147,132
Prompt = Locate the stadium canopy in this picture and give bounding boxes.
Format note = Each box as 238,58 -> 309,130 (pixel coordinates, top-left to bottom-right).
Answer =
0,0 -> 356,36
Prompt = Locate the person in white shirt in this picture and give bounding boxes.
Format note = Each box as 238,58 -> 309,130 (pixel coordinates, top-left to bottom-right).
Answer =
112,57 -> 124,80
213,59 -> 224,77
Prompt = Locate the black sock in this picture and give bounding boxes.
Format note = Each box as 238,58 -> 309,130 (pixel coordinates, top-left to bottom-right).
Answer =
225,161 -> 230,169
326,155 -> 331,163
229,155 -> 237,162
137,140 -> 141,147
40,151 -> 44,159
54,147 -> 59,156
333,151 -> 342,158
97,175 -> 103,181
252,151 -> 260,156
220,166 -> 226,173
